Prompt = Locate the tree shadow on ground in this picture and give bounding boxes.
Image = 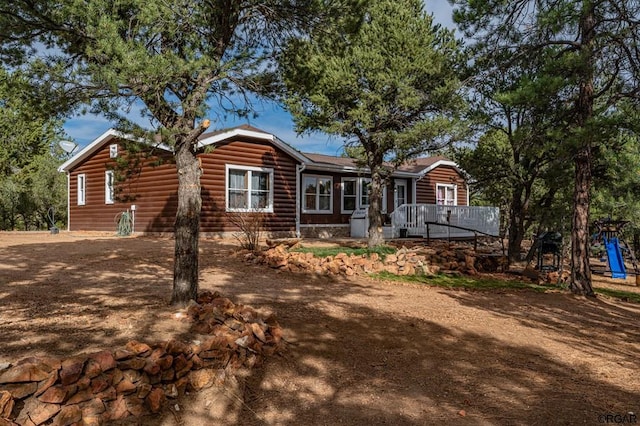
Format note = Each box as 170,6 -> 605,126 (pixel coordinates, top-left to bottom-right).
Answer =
2,236 -> 639,425
443,289 -> 640,369
176,243 -> 640,425
0,236 -> 190,362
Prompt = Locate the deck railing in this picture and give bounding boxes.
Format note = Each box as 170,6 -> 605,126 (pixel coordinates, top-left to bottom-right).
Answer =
390,204 -> 500,239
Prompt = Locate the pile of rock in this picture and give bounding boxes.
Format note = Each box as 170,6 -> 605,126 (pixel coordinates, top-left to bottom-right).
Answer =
244,241 -> 507,277
0,291 -> 284,425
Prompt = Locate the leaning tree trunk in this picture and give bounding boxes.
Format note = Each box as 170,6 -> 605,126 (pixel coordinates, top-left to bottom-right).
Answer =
570,3 -> 596,296
367,167 -> 386,248
171,139 -> 202,306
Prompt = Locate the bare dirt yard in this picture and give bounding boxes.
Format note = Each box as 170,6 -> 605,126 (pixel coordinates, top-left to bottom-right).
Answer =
1,232 -> 640,425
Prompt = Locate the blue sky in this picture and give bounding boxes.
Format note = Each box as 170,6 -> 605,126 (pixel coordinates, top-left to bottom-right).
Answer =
62,0 -> 456,155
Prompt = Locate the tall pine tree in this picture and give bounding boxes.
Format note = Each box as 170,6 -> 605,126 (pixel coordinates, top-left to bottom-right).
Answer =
281,0 -> 464,247
453,0 -> 640,295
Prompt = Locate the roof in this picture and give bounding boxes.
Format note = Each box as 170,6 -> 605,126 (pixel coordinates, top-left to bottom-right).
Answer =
302,152 -> 463,177
197,125 -> 308,163
58,124 -> 306,173
302,153 -> 362,171
58,125 -> 464,179
57,129 -> 155,173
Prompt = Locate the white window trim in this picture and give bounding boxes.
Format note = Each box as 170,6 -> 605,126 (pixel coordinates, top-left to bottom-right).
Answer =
77,174 -> 86,206
302,174 -> 333,214
109,144 -> 118,158
105,170 -> 115,204
225,164 -> 274,213
341,177 -> 386,213
436,183 -> 457,206
341,177 -> 358,214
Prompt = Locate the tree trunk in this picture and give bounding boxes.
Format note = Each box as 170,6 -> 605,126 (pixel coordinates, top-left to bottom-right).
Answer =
570,145 -> 594,295
507,186 -> 526,262
570,3 -> 595,296
171,140 -> 202,306
367,167 -> 385,248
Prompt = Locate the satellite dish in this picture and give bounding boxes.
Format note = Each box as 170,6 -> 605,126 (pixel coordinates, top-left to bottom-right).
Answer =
59,140 -> 78,154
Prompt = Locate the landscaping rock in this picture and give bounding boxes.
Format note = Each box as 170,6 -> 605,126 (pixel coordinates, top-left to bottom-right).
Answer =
0,391 -> 13,418
0,363 -> 50,384
244,242 -> 496,281
0,291 -> 284,425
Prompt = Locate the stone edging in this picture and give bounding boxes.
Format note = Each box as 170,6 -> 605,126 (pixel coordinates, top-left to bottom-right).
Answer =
242,242 -> 509,277
0,291 -> 284,425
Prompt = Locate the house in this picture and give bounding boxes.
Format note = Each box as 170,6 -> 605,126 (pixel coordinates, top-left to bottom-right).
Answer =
59,125 -> 481,238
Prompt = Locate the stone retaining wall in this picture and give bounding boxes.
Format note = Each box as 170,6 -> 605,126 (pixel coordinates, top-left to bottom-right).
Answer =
0,291 -> 283,425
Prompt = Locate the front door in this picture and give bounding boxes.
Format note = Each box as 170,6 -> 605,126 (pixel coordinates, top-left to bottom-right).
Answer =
394,179 -> 407,210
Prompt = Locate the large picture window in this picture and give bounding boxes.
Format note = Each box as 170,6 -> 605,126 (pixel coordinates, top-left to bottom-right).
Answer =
303,175 -> 332,213
77,174 -> 86,206
436,184 -> 457,206
226,165 -> 274,212
105,170 -> 114,204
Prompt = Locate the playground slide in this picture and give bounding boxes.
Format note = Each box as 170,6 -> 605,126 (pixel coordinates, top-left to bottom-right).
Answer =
605,237 -> 627,279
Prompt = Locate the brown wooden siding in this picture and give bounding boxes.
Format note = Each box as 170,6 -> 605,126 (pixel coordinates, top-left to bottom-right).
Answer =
199,139 -> 297,233
68,140 -> 177,232
68,137 -> 298,234
67,135 -> 465,233
416,166 -> 467,205
300,173 -> 399,225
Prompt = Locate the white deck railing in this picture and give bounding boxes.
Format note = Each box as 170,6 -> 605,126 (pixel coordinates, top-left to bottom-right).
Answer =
390,204 -> 500,239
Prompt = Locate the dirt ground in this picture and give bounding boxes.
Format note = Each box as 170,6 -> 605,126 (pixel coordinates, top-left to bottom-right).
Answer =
1,232 -> 640,425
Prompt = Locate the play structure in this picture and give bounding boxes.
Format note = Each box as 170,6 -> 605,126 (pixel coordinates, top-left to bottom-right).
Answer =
590,218 -> 639,280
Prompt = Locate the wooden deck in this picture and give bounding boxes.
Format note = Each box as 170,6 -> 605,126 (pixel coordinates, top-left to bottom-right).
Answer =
390,204 -> 500,239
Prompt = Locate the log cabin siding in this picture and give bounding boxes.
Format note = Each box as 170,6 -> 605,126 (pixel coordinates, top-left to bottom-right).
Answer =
416,165 -> 467,205
199,139 -> 297,234
68,140 -> 177,232
64,128 -> 468,236
68,137 -> 298,234
300,173 -> 399,225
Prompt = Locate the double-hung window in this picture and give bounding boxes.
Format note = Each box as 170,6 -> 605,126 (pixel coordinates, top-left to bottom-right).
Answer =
436,184 -> 457,206
77,174 -> 86,206
226,165 -> 274,212
360,179 -> 371,208
105,171 -> 115,204
303,175 -> 332,213
341,178 -> 357,213
341,177 -> 386,213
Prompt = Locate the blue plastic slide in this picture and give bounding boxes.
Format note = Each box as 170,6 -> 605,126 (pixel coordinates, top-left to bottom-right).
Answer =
604,237 -> 627,279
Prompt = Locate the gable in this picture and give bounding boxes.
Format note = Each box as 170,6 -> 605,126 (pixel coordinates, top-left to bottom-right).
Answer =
58,129 -> 172,173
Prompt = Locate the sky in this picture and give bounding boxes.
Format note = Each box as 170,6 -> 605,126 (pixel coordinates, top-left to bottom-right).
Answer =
62,0 -> 456,156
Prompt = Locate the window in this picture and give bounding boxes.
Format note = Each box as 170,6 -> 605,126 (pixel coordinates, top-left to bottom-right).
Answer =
436,184 -> 457,206
341,177 -> 386,213
105,171 -> 115,204
341,178 -> 357,213
77,174 -> 86,206
109,144 -> 118,158
360,179 -> 371,207
303,175 -> 332,213
226,165 -> 273,212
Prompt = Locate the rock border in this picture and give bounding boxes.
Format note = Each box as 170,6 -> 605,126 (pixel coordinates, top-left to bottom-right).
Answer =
243,241 -> 508,277
0,291 -> 284,425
